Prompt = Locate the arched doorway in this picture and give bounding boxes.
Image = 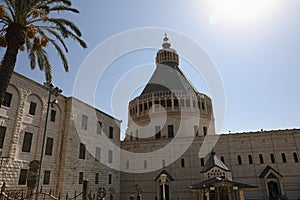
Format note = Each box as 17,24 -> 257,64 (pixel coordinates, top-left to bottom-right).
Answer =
268,181 -> 280,200
160,184 -> 169,200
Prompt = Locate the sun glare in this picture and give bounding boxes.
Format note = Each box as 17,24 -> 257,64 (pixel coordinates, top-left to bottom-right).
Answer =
210,0 -> 280,23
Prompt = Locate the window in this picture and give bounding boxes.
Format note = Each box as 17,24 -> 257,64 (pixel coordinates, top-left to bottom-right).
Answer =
135,129 -> 138,140
79,172 -> 83,184
95,173 -> 99,184
168,125 -> 174,138
220,156 -> 225,164
95,147 -> 101,161
2,93 -> 12,107
108,150 -> 113,163
167,99 -> 172,107
50,110 -> 56,122
126,161 -> 130,169
79,143 -> 86,159
139,104 -> 143,112
97,121 -> 102,135
194,125 -> 198,136
22,132 -> 33,152
144,160 -> 147,169
45,137 -> 53,156
203,127 -> 207,136
109,126 -> 114,139
18,169 -> 28,185
281,153 -> 287,163
237,155 -> 242,165
181,158 -> 185,168
201,102 -> 206,110
248,155 -> 253,164
259,154 -> 264,164
162,159 -> 166,167
108,174 -> 112,184
43,170 -> 51,185
29,102 -> 37,115
160,99 -> 165,107
270,153 -> 275,163
81,114 -> 88,130
200,158 -> 204,167
185,99 -> 190,107
130,132 -> 133,141
173,99 -> 179,107
144,102 -> 148,110
0,126 -> 6,149
155,126 -> 161,139
293,152 -> 299,163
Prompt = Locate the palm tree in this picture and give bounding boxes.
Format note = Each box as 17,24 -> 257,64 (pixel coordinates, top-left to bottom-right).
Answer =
0,0 -> 87,106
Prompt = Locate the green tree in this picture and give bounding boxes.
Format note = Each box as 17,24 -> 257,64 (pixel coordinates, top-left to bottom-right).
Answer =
0,0 -> 87,106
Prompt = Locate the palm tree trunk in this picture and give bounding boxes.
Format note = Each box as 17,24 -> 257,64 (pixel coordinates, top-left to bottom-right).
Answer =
0,23 -> 25,107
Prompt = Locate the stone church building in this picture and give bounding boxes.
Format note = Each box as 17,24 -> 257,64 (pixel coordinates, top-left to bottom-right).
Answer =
0,36 -> 299,199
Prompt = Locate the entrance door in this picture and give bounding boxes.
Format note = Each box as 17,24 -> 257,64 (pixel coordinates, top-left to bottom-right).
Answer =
268,181 -> 280,200
160,184 -> 169,200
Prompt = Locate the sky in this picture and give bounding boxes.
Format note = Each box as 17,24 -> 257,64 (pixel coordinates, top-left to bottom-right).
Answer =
9,0 -> 300,137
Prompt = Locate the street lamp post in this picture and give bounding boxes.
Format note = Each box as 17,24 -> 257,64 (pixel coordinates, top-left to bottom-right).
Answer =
160,174 -> 167,200
35,82 -> 62,200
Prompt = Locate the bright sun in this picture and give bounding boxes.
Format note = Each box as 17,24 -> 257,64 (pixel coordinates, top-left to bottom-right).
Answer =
210,0 -> 279,22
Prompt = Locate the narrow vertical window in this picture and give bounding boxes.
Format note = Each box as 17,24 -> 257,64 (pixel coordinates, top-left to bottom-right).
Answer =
81,114 -> 88,130
173,99 -> 179,107
2,93 -> 12,107
220,156 -> 225,164
194,126 -> 198,136
95,147 -> 101,161
79,172 -> 83,184
168,125 -> 174,138
95,173 -> 99,184
43,170 -> 51,185
270,153 -> 275,163
281,153 -> 287,163
200,158 -> 204,167
0,126 -> 6,149
167,99 -> 172,107
45,137 -> 53,156
144,160 -> 147,169
248,155 -> 253,164
18,169 -> 28,185
135,129 -> 138,140
22,132 -> 33,152
97,121 -> 102,135
50,110 -> 56,122
108,150 -> 113,163
109,126 -> 114,139
259,154 -> 264,164
201,102 -> 206,110
293,152 -> 299,163
181,158 -> 185,168
155,126 -> 161,139
237,155 -> 242,165
130,132 -> 133,141
126,161 -> 130,169
79,143 -> 86,159
203,127 -> 207,136
29,102 -> 37,115
108,174 -> 112,184
162,159 -> 166,168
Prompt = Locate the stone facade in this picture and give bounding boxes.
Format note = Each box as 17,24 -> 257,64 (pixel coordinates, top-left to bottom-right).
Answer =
0,72 -> 121,198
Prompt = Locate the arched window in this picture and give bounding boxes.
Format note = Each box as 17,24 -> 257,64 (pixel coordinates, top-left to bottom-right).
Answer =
220,156 -> 225,164
200,158 -> 205,166
281,153 -> 287,163
237,155 -> 242,165
293,152 -> 298,163
181,158 -> 185,168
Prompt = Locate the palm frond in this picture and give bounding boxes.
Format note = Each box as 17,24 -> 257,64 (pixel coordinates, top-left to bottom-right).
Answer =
47,18 -> 82,37
48,38 -> 68,72
49,5 -> 79,13
38,26 -> 68,52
